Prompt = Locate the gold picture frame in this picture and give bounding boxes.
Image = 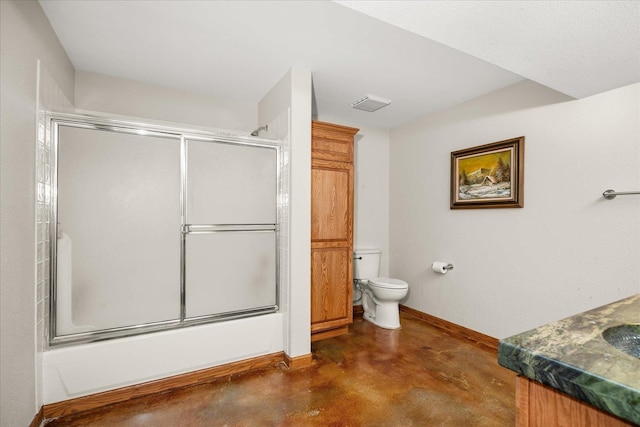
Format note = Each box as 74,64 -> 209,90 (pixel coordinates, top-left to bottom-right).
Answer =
451,137 -> 524,209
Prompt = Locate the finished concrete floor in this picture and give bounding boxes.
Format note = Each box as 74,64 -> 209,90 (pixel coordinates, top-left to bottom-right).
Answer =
45,313 -> 516,426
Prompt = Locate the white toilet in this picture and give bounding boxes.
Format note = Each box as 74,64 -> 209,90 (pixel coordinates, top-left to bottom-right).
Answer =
354,249 -> 408,329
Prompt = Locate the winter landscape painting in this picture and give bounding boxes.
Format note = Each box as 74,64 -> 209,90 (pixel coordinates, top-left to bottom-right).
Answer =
451,137 -> 525,209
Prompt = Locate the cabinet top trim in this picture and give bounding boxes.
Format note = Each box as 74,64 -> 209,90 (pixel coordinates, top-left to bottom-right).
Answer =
312,121 -> 359,136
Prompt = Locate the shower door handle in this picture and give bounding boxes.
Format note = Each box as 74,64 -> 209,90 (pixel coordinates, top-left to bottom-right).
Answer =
183,224 -> 277,234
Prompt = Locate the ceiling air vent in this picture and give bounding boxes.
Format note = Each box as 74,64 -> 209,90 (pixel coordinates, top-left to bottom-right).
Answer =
350,95 -> 392,112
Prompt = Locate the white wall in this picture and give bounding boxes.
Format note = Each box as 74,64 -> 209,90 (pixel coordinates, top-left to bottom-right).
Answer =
390,80 -> 640,339
0,1 -> 75,424
75,70 -> 257,132
259,68 -> 313,357
352,126 -> 390,277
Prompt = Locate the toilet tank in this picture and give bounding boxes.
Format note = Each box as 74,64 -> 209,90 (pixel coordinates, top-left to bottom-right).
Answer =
353,249 -> 381,280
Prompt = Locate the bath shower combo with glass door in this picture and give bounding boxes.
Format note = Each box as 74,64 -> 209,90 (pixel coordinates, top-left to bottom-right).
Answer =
49,114 -> 282,346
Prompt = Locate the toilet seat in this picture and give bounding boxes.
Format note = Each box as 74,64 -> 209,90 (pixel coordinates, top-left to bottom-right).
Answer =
369,277 -> 408,289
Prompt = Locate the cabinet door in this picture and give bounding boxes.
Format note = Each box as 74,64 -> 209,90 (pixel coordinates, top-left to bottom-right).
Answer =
311,159 -> 354,244
311,121 -> 358,163
310,247 -> 353,332
310,158 -> 354,335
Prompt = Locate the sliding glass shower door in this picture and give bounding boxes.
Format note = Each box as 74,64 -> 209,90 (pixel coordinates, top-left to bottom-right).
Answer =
184,139 -> 278,318
56,125 -> 182,335
52,117 -> 279,345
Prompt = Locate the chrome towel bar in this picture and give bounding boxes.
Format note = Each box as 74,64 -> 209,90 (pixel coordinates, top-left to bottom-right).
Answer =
602,189 -> 640,200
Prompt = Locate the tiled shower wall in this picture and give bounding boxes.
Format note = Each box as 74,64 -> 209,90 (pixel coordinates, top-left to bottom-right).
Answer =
35,101 -> 50,353
35,62 -> 73,406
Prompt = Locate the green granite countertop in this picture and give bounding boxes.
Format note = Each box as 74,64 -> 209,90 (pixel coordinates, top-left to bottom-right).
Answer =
498,293 -> 640,425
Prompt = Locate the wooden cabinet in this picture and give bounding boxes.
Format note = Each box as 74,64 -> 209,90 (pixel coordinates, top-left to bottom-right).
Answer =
311,122 -> 355,163
516,376 -> 634,426
311,121 -> 358,342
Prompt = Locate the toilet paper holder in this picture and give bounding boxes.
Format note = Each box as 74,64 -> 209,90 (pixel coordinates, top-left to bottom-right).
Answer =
431,262 -> 454,274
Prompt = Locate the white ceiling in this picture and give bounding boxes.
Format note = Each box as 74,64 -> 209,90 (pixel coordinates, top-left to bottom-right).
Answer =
337,0 -> 640,99
39,1 -> 639,130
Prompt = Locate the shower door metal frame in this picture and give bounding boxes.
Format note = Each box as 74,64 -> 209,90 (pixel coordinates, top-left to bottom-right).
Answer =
48,113 -> 281,347
179,133 -> 280,323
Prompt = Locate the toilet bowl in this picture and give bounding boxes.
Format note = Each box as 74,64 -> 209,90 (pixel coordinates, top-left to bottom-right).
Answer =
359,278 -> 408,329
354,249 -> 409,329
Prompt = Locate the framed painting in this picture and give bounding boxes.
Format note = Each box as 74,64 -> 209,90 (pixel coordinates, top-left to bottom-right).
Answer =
451,137 -> 524,209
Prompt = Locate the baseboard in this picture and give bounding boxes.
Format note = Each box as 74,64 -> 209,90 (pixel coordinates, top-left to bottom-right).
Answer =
399,305 -> 498,352
284,353 -> 313,369
311,325 -> 349,342
353,304 -> 363,315
43,351 -> 286,419
29,406 -> 44,427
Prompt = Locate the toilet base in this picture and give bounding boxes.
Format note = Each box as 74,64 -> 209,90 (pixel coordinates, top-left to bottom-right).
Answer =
362,291 -> 402,329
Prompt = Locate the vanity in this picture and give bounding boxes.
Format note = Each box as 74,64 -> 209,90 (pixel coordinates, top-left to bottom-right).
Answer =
499,294 -> 639,426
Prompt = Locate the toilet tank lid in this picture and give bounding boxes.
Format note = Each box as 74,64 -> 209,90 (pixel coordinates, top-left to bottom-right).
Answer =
354,248 -> 381,255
